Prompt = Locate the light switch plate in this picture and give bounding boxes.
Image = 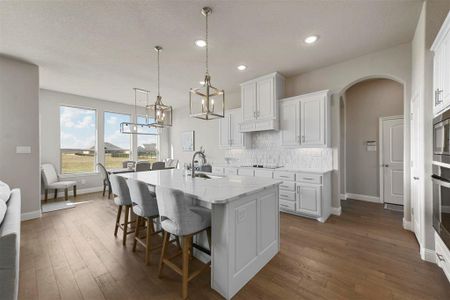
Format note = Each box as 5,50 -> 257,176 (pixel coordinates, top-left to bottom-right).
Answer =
16,146 -> 31,154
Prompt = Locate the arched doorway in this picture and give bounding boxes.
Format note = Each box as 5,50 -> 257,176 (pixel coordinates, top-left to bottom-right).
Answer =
338,77 -> 406,214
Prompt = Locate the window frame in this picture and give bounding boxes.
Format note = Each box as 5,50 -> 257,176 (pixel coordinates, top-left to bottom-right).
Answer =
103,110 -> 133,170
59,105 -> 98,175
136,115 -> 160,162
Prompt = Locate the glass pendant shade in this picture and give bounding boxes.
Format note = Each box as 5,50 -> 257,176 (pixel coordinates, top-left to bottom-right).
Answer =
189,7 -> 225,120
189,74 -> 224,120
146,95 -> 173,127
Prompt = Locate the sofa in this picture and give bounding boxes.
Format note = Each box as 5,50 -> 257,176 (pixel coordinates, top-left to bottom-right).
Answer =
0,180 -> 21,300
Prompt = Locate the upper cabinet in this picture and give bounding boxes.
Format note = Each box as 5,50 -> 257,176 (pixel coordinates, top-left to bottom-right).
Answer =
219,108 -> 249,149
279,90 -> 330,147
432,12 -> 450,116
239,72 -> 285,132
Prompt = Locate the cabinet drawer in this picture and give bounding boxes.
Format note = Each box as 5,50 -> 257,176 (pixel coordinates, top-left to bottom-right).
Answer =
274,171 -> 295,181
296,173 -> 322,184
279,190 -> 295,201
238,168 -> 254,177
224,167 -> 238,176
211,167 -> 224,175
279,181 -> 296,191
254,169 -> 273,178
279,199 -> 295,211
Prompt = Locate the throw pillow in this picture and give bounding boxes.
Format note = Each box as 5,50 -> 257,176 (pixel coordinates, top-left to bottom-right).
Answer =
0,200 -> 6,225
0,181 -> 11,203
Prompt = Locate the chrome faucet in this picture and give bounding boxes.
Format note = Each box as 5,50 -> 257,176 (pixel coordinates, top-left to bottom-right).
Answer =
191,148 -> 206,177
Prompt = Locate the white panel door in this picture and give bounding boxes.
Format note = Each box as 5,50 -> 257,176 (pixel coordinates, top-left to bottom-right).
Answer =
296,184 -> 321,217
241,82 -> 257,122
382,118 -> 404,205
256,77 -> 274,119
301,95 -> 324,145
280,100 -> 299,146
219,113 -> 230,148
230,110 -> 243,148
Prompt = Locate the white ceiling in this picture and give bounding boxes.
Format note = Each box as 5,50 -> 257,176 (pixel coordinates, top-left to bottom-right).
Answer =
0,0 -> 422,108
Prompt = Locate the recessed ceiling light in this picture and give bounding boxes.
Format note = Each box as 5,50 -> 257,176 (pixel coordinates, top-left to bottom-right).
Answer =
237,65 -> 247,71
304,35 -> 319,44
199,81 -> 205,85
195,39 -> 207,47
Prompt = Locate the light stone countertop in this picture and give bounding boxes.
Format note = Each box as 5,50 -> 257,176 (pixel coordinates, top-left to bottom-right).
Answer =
213,165 -> 332,174
117,169 -> 282,204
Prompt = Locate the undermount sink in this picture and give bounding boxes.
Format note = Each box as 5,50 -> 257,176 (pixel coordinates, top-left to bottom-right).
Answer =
192,173 -> 222,180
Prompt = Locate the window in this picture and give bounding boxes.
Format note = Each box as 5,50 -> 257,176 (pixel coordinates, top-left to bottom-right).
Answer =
60,106 -> 96,174
104,112 -> 131,169
137,116 -> 159,163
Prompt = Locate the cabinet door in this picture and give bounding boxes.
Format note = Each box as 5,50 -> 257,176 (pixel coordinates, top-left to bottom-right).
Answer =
296,184 -> 321,217
230,110 -> 243,148
301,95 -> 325,146
280,100 -> 299,146
219,113 -> 230,148
257,77 -> 275,119
241,82 -> 257,122
434,45 -> 445,115
443,31 -> 450,109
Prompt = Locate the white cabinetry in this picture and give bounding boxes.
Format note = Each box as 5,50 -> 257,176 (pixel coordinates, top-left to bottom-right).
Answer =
274,170 -> 331,222
432,12 -> 450,116
219,108 -> 248,149
279,90 -> 330,147
239,72 -> 285,132
435,231 -> 450,282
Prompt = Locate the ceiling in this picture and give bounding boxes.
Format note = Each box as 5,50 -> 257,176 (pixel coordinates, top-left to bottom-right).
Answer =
0,1 -> 422,108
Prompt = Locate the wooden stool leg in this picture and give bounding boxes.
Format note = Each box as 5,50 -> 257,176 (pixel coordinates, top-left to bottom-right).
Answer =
114,205 -> 122,237
133,216 -> 141,252
54,189 -> 58,199
73,185 -> 77,197
159,231 -> 169,278
44,189 -> 48,202
182,235 -> 192,299
123,206 -> 129,246
145,218 -> 154,265
64,188 -> 68,200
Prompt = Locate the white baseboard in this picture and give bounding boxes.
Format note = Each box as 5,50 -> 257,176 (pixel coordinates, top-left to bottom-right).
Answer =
41,186 -> 103,200
21,210 -> 42,221
331,206 -> 342,216
339,194 -> 347,200
402,218 -> 413,231
345,193 -> 381,203
420,246 -> 436,263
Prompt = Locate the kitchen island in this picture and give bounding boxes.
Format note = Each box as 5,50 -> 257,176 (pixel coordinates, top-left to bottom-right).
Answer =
119,169 -> 282,299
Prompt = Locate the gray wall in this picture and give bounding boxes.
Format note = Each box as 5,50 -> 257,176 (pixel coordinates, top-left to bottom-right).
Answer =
40,89 -> 170,192
285,43 -> 412,214
0,56 -> 40,218
344,79 -> 403,197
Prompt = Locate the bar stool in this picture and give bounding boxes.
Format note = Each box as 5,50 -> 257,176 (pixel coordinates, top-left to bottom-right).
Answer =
110,175 -> 133,246
155,186 -> 211,300
127,178 -> 161,265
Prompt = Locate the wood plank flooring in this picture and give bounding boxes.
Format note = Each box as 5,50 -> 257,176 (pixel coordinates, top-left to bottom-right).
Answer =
20,194 -> 450,299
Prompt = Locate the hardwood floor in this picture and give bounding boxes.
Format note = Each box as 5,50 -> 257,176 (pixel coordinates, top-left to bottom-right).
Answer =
20,195 -> 450,300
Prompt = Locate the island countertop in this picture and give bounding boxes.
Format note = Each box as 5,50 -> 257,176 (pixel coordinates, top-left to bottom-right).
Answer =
117,169 -> 282,204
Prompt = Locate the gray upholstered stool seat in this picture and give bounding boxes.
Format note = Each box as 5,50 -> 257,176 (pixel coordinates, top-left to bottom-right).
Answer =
155,186 -> 211,299
110,175 -> 134,246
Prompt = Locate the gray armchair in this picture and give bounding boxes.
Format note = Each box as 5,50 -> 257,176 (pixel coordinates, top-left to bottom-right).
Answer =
41,163 -> 77,201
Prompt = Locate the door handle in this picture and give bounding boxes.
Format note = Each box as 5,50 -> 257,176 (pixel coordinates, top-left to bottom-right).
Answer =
383,164 -> 389,167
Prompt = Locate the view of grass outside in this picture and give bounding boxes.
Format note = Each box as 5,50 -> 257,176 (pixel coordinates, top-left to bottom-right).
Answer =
61,150 -> 95,174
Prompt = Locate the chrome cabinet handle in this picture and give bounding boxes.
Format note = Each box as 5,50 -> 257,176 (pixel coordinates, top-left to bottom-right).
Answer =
413,177 -> 419,180
302,177 -> 314,181
383,164 -> 389,167
436,89 -> 444,105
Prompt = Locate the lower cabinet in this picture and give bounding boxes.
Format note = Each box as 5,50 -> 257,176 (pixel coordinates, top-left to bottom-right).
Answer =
296,184 -> 321,217
435,231 -> 450,282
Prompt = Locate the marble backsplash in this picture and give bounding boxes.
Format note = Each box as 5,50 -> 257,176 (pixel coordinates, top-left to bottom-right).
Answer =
222,131 -> 333,170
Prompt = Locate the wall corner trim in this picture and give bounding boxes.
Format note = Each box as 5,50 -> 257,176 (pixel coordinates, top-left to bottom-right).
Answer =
331,206 -> 342,216
21,210 -> 42,221
420,246 -> 436,264
402,218 -> 413,231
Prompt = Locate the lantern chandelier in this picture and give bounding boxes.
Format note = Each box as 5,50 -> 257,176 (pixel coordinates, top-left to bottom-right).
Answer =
189,7 -> 225,120
146,46 -> 173,127
120,88 -> 157,135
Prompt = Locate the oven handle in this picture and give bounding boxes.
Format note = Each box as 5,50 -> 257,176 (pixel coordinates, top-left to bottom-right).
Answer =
431,175 -> 450,188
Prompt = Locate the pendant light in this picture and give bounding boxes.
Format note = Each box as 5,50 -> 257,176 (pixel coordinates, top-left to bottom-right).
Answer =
147,46 -> 173,127
120,88 -> 156,135
189,7 -> 225,120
